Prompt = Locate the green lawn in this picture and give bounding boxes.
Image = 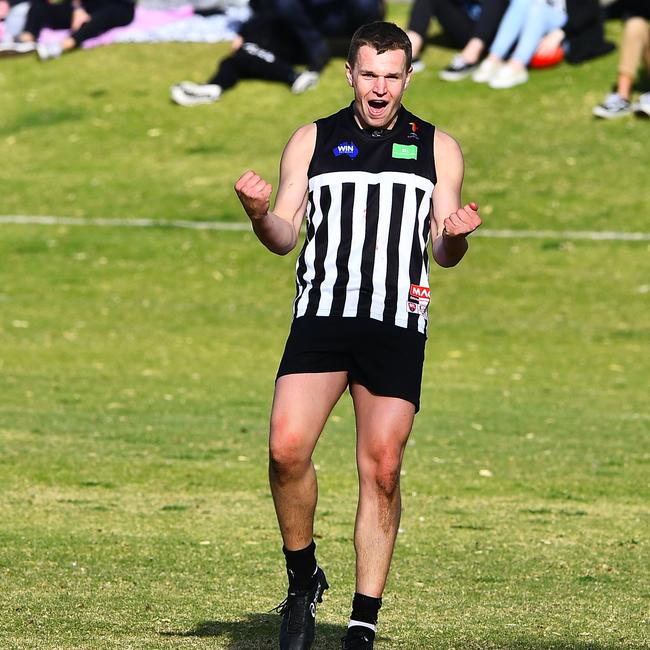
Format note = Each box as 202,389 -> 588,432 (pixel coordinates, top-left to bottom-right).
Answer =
1,4 -> 649,649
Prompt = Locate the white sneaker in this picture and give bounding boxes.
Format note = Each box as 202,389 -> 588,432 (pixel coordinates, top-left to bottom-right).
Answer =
633,92 -> 650,118
291,70 -> 319,94
472,58 -> 501,84
37,42 -> 63,61
439,54 -> 478,81
593,92 -> 632,119
489,64 -> 528,89
177,80 -> 207,93
170,83 -> 222,106
0,40 -> 36,56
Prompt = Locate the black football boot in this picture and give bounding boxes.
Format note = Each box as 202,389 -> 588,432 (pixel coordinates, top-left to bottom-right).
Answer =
274,567 -> 329,650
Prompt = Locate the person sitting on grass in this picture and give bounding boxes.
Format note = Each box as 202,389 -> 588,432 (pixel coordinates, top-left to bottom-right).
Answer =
170,0 -> 318,106
0,0 -> 30,50
3,0 -> 135,60
405,0 -> 508,80
473,0 -> 614,89
471,0 -> 569,88
592,0 -> 650,119
268,0 -> 385,79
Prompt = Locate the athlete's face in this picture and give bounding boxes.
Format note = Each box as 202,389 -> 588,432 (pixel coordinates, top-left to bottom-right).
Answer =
346,45 -> 412,130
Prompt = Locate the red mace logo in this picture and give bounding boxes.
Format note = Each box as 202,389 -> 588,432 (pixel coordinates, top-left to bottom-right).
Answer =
409,121 -> 418,133
409,284 -> 430,300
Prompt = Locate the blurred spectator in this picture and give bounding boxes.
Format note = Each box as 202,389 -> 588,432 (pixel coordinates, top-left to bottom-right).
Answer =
269,0 -> 385,74
473,0 -> 614,89
472,0 -> 568,88
2,0 -> 135,60
405,0 -> 508,79
170,0 -> 318,105
592,0 -> 649,118
0,0 -> 30,47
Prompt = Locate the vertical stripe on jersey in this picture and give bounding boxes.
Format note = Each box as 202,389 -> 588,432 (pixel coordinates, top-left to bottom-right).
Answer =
382,183 -> 406,323
315,182 -> 342,315
342,182 -> 369,317
394,184 -> 418,326
294,185 -> 325,318
417,189 -> 432,333
355,184 -> 380,318
369,180 -> 395,319
330,182 -> 355,315
293,194 -> 315,316
407,187 -> 428,332
304,185 -> 332,315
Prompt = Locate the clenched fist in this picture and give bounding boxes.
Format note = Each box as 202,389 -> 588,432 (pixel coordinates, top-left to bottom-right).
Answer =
234,170 -> 272,221
443,202 -> 482,238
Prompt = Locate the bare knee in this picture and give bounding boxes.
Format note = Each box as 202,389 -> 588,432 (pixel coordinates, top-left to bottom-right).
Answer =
269,419 -> 312,483
360,447 -> 403,499
624,17 -> 648,41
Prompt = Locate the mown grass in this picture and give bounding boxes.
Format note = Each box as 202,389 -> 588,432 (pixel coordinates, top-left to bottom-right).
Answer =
1,3 -> 649,649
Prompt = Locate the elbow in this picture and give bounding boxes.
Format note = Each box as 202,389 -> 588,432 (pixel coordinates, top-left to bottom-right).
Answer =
435,255 -> 461,269
268,236 -> 297,256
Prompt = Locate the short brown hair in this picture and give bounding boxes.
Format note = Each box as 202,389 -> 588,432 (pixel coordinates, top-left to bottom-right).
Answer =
347,21 -> 412,71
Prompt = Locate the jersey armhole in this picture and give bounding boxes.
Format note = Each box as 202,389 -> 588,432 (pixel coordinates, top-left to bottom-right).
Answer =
306,119 -> 322,179
430,124 -> 438,186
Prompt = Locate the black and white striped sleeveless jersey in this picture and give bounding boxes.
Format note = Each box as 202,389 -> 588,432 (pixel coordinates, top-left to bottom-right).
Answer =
293,103 -> 437,335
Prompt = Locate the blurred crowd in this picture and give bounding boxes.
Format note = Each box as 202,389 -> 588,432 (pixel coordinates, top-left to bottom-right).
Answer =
1,0 -> 649,118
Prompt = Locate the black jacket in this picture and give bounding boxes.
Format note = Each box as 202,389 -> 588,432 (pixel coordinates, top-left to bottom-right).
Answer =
564,0 -> 615,63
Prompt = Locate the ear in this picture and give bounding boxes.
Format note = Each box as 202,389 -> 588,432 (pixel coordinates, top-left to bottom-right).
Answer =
345,61 -> 354,87
404,67 -> 413,90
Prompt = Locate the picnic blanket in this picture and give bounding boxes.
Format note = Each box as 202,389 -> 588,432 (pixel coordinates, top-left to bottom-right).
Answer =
0,3 -> 251,47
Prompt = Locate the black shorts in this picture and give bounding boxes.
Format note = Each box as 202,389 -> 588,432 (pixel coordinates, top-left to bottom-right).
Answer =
276,316 -> 426,412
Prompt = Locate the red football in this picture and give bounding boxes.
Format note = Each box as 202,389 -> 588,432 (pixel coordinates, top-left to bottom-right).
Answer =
530,45 -> 564,69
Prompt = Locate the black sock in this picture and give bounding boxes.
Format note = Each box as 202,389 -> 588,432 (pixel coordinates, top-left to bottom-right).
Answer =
348,592 -> 382,639
283,540 -> 317,591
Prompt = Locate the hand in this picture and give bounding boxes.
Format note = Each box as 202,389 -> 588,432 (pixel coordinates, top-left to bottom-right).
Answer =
443,202 -> 481,238
536,29 -> 564,58
71,7 -> 90,32
231,34 -> 243,51
234,170 -> 272,221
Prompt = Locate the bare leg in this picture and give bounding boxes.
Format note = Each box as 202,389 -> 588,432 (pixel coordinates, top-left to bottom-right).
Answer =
617,72 -> 634,101
617,17 -> 650,101
460,36 -> 485,64
62,36 -> 76,52
407,30 -> 423,60
269,371 -> 348,550
350,383 -> 415,597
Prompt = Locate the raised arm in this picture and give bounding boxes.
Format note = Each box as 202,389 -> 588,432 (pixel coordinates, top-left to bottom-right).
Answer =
234,123 -> 316,255
430,129 -> 481,268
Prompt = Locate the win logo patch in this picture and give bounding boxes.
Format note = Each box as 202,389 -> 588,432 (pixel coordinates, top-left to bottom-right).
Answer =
333,142 -> 359,158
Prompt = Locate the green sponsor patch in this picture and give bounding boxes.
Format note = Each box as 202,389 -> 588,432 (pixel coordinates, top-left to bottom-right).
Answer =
392,143 -> 418,160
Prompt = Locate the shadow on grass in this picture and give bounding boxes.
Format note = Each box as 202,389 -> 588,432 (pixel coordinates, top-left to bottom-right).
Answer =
0,108 -> 86,137
160,612 -> 346,649
160,619 -> 637,649
494,640 -> 638,650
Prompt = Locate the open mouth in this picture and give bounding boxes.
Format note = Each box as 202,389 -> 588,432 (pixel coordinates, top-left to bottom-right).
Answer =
368,99 -> 388,116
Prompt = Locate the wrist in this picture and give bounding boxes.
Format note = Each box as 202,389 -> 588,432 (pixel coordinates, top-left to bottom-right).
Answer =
250,209 -> 270,223
442,230 -> 466,244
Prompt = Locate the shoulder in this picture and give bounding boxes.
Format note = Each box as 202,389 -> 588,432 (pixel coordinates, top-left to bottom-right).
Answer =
288,122 -> 317,146
282,123 -> 317,161
432,129 -> 464,185
433,128 -> 463,160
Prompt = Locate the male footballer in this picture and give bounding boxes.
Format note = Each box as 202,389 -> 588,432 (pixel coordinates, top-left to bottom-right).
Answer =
235,21 -> 481,650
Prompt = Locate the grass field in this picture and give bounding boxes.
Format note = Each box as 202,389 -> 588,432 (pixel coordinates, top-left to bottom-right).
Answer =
1,3 -> 649,649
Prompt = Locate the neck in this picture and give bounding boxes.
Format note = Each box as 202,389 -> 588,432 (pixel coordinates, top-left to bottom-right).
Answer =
353,104 -> 400,133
